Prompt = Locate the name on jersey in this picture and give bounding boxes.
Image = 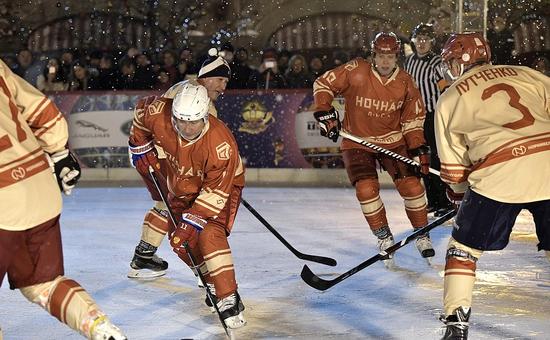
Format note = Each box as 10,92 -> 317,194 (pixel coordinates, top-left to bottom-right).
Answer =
456,67 -> 518,95
165,151 -> 204,178
355,96 -> 403,117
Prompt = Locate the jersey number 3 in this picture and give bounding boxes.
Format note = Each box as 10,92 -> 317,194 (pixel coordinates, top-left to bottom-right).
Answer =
481,83 -> 535,130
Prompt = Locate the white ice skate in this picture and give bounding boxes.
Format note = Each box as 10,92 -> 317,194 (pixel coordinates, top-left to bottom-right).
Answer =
378,236 -> 395,269
217,292 -> 246,329
415,233 -> 435,264
204,283 -> 217,313
90,317 -> 127,340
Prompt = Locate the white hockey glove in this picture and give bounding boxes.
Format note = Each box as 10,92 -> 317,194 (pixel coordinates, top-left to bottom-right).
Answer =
48,149 -> 81,195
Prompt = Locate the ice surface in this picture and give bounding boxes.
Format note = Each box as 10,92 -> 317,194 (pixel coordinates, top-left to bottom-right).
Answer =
1,187 -> 549,339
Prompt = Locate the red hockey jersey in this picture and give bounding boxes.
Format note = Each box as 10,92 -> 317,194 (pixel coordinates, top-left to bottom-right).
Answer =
314,58 -> 426,151
130,96 -> 245,219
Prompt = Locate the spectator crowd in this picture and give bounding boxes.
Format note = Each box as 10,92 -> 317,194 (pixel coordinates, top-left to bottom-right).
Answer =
1,14 -> 548,94
0,43 -> 368,92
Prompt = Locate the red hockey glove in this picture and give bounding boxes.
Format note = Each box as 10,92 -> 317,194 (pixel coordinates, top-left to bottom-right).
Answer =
446,188 -> 464,209
410,145 -> 431,175
129,141 -> 160,176
314,107 -> 341,142
169,213 -> 207,252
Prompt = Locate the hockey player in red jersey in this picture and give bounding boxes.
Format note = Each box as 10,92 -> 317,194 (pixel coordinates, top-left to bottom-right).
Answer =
128,82 -> 246,329
313,32 -> 433,268
127,49 -> 231,279
436,32 -> 550,340
0,59 -> 126,340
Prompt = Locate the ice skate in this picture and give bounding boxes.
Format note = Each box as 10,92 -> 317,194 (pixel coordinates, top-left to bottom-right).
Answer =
204,283 -> 217,313
415,233 -> 435,261
377,235 -> 395,269
217,292 -> 246,329
441,306 -> 470,340
127,253 -> 168,279
90,317 -> 127,340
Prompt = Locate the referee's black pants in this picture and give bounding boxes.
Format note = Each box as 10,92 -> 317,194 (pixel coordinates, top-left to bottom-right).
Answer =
423,112 -> 452,211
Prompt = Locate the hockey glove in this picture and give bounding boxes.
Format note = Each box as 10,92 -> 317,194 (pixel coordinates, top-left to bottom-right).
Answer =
446,188 -> 464,209
129,140 -> 160,176
409,145 -> 431,175
170,213 -> 207,252
49,149 -> 81,195
314,107 -> 341,142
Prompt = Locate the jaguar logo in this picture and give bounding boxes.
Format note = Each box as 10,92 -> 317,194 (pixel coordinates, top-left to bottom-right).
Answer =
511,145 -> 527,157
11,167 -> 26,180
75,120 -> 108,132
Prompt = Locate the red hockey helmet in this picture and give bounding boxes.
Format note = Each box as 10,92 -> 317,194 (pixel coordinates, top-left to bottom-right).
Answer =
441,32 -> 491,68
371,32 -> 401,54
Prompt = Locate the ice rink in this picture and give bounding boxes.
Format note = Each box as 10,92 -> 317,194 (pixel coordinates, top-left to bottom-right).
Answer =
1,186 -> 549,340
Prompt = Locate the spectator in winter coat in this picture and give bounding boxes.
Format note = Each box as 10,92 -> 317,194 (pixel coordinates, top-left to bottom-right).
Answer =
249,48 -> 287,89
134,53 -> 156,89
36,58 -> 68,92
309,56 -> 326,79
68,62 -> 91,91
284,54 -> 313,89
227,47 -> 255,89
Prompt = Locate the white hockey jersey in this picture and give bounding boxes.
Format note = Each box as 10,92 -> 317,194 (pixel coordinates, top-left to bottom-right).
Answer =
435,64 -> 550,203
0,60 -> 66,230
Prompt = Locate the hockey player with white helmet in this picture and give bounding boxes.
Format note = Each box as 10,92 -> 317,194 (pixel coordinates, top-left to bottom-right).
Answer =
129,81 -> 247,330
0,59 -> 126,340
127,48 -> 232,280
436,32 -> 550,340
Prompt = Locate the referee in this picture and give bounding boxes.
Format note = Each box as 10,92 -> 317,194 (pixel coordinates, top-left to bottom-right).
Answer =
405,23 -> 452,217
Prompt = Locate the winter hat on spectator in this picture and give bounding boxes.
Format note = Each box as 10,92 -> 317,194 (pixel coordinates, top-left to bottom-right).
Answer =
261,47 -> 277,61
198,48 -> 231,79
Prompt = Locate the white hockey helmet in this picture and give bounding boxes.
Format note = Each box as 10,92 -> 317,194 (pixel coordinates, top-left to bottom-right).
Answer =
172,82 -> 211,122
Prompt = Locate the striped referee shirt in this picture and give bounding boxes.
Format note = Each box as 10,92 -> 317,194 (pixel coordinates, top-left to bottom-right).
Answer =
404,51 -> 446,113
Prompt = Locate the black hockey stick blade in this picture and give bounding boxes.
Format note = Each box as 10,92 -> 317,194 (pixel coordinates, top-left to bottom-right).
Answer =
241,198 -> 337,266
301,209 -> 457,290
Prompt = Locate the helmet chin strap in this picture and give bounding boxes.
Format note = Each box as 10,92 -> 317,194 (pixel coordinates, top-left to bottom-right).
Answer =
446,63 -> 464,82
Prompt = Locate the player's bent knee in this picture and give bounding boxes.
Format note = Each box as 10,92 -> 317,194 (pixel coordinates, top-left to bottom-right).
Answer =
447,237 -> 483,261
394,176 -> 424,197
20,275 -> 65,307
153,200 -> 167,211
355,177 -> 380,201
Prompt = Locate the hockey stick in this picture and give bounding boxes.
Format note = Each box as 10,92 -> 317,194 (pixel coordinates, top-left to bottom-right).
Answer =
148,167 -> 232,339
241,198 -> 337,267
301,208 -> 457,291
339,130 -> 441,176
